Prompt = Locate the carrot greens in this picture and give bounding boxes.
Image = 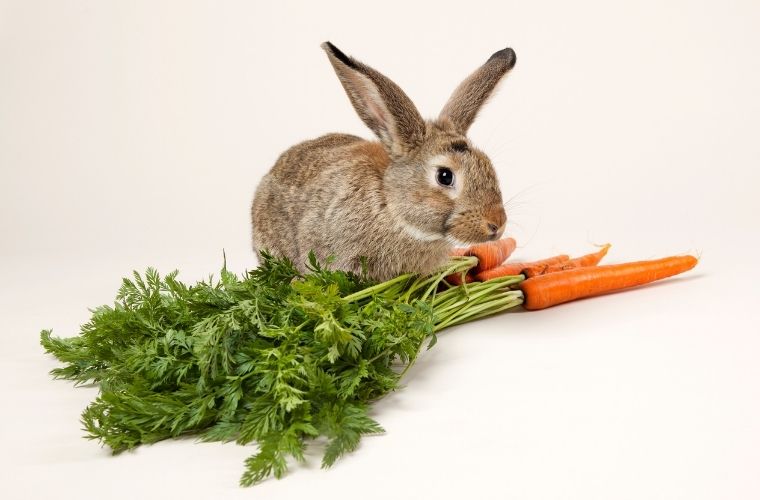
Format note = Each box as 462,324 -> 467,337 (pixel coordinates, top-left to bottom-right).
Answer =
41,252 -> 523,486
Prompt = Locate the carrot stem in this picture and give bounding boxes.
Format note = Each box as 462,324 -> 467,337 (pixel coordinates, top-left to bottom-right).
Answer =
435,292 -> 523,330
433,278 -> 522,316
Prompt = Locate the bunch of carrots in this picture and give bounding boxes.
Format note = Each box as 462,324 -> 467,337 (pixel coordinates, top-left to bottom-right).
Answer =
448,238 -> 698,310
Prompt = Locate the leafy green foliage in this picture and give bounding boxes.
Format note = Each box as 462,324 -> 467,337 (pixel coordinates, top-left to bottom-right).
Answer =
41,253 -> 524,486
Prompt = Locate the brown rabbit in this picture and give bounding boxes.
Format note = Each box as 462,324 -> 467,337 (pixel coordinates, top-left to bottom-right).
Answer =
251,42 -> 516,281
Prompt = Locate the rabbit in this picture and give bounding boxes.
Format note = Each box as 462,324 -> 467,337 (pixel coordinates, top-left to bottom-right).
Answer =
251,42 -> 516,281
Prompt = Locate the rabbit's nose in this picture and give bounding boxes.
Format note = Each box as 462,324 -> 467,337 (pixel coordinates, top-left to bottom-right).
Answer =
485,206 -> 507,239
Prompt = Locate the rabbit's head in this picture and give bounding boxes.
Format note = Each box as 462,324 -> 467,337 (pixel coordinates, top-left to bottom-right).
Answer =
323,42 -> 516,246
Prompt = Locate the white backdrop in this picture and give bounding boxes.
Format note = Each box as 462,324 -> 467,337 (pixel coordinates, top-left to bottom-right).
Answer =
2,1 -> 759,498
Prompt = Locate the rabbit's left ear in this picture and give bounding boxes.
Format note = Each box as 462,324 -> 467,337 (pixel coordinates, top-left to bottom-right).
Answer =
439,48 -> 516,134
322,42 -> 425,156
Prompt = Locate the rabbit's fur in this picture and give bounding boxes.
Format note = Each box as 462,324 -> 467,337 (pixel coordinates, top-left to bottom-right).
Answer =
252,42 -> 516,281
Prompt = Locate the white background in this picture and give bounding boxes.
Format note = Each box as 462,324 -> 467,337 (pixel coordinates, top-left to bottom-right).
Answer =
2,0 -> 759,498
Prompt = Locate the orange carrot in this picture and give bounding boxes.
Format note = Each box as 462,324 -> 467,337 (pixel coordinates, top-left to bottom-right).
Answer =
522,262 -> 575,277
522,245 -> 610,278
464,238 -> 517,273
571,243 -> 611,267
520,255 -> 698,310
477,254 -> 570,281
446,238 -> 517,285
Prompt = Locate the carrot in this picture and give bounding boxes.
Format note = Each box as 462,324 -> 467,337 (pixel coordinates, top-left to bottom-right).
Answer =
522,244 -> 610,278
571,243 -> 611,267
519,255 -> 698,310
464,238 -> 517,273
446,238 -> 517,285
476,254 -> 570,281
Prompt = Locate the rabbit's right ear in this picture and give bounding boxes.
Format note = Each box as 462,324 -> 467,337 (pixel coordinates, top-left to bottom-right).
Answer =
439,48 -> 516,134
322,42 -> 425,157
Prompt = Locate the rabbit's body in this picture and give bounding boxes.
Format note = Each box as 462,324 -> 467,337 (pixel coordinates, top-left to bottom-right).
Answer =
253,134 -> 450,280
252,43 -> 516,280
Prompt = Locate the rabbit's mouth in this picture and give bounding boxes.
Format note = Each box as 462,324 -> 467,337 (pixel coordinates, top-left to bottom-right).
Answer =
445,231 -> 503,248
444,209 -> 507,245
444,227 -> 504,247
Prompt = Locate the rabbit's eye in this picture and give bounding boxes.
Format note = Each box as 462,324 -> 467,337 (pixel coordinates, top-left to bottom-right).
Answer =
436,167 -> 455,187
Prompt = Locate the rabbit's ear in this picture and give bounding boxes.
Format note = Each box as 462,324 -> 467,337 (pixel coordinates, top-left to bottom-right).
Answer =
439,48 -> 516,134
322,42 -> 425,156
